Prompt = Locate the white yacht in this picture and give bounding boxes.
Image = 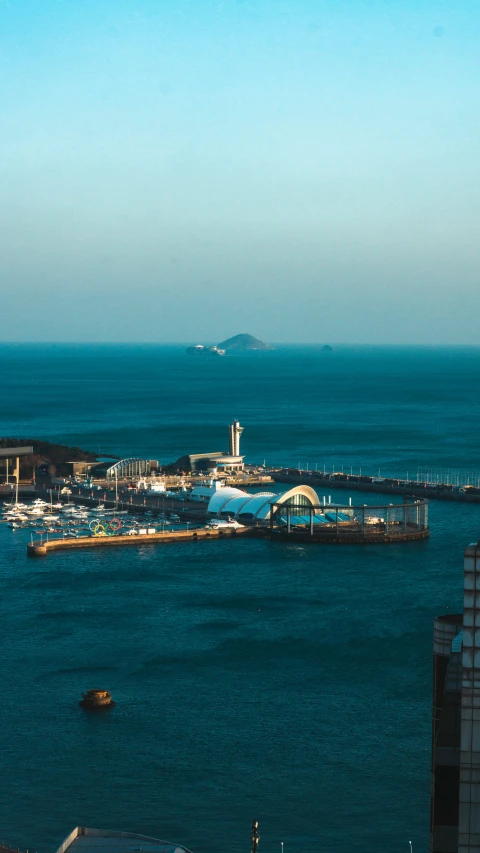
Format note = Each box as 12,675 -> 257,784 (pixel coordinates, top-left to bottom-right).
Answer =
207,518 -> 244,529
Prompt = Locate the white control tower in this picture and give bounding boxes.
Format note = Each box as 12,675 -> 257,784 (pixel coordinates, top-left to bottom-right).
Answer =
228,419 -> 244,457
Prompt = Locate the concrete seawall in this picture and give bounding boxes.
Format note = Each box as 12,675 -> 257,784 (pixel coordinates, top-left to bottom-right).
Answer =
272,473 -> 480,503
27,520 -> 428,556
27,525 -> 260,556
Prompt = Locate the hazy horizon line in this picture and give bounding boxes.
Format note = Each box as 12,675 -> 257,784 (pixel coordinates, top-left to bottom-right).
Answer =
1,340 -> 480,348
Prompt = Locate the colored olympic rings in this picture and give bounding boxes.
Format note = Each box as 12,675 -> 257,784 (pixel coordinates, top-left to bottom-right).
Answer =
89,520 -> 107,536
109,518 -> 122,531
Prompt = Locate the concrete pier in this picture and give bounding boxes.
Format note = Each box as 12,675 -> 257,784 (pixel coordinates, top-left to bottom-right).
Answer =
27,525 -> 259,556
272,471 -> 480,503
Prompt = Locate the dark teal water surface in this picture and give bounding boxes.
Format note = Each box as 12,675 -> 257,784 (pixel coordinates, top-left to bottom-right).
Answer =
1,345 -> 479,853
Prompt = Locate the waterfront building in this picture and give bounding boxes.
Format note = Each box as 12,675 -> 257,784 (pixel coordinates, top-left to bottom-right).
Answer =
55,827 -> 192,853
0,444 -> 33,483
430,541 -> 480,853
207,484 -> 319,521
189,479 -> 228,502
64,460 -> 101,477
176,420 -> 245,474
186,451 -> 244,474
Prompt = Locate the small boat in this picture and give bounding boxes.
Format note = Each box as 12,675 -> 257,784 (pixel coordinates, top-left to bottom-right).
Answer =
79,689 -> 115,710
207,519 -> 244,529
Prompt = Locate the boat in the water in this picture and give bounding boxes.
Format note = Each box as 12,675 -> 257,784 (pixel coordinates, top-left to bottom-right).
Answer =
79,689 -> 115,710
186,344 -> 225,356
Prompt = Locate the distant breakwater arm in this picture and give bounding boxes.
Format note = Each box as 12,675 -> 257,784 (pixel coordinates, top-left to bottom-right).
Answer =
271,471 -> 480,503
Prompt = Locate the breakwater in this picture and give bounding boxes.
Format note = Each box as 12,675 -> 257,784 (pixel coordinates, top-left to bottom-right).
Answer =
271,471 -> 480,503
27,519 -> 429,556
27,525 -> 259,557
271,527 -> 429,544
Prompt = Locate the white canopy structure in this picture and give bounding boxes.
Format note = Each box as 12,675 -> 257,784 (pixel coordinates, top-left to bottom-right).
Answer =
206,486 -> 247,515
207,484 -> 319,522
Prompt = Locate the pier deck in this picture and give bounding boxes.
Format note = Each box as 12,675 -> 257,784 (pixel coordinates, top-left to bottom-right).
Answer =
27,525 -> 259,556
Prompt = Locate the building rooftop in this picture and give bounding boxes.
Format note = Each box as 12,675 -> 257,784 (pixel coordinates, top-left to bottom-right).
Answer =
0,445 -> 33,458
55,827 -> 192,853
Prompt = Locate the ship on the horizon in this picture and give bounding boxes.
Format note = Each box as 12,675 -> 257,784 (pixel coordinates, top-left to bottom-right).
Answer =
186,344 -> 225,356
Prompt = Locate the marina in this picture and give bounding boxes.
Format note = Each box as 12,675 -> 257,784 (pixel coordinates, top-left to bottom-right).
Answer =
0,440 -> 431,556
0,490 -> 430,556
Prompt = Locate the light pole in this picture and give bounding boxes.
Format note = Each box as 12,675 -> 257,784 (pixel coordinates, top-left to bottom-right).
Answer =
409,842 -> 413,853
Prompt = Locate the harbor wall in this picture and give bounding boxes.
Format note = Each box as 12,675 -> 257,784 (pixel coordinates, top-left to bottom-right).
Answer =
272,472 -> 480,503
27,525 -> 260,556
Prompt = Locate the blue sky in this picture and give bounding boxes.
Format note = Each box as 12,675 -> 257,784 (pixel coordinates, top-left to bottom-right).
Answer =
1,0 -> 479,343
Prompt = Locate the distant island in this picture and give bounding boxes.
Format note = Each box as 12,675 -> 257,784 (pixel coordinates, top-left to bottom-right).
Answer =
217,333 -> 273,351
322,345 -> 334,352
186,333 -> 273,356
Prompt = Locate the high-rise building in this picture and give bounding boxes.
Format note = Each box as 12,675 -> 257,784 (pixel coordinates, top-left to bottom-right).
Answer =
228,420 -> 244,457
430,541 -> 480,853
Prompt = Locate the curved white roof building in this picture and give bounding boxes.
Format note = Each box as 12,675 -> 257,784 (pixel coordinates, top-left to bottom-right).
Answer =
207,484 -> 319,522
206,486 -> 247,516
216,494 -> 252,515
237,492 -> 277,520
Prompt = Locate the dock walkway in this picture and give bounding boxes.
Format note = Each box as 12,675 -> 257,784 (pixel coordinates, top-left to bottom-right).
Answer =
27,526 -> 259,556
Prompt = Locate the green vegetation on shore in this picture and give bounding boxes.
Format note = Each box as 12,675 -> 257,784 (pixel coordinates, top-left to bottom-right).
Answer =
0,438 -> 98,477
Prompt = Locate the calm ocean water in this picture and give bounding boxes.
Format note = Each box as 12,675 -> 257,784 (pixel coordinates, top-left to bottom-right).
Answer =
1,344 -> 480,853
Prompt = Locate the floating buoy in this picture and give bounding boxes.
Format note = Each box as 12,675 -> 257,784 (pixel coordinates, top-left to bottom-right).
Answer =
79,689 -> 115,710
